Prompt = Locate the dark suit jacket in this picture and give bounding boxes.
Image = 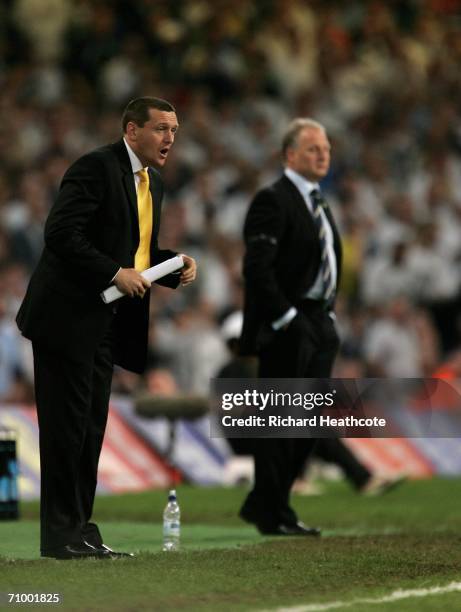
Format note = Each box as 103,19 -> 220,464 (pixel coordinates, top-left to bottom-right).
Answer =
16,139 -> 179,373
240,174 -> 342,355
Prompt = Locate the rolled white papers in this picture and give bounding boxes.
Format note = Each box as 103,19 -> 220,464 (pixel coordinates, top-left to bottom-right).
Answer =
101,255 -> 184,304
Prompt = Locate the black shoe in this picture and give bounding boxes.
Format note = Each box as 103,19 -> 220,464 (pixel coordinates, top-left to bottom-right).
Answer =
87,543 -> 134,558
240,507 -> 321,537
259,521 -> 321,536
41,542 -> 111,560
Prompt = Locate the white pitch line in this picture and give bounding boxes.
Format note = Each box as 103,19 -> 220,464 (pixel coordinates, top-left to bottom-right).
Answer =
265,581 -> 461,612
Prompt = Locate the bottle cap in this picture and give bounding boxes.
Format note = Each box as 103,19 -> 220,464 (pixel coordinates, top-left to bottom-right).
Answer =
168,489 -> 176,501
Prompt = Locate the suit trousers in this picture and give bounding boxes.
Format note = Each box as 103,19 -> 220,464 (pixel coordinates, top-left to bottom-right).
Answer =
32,324 -> 114,553
241,302 -> 340,528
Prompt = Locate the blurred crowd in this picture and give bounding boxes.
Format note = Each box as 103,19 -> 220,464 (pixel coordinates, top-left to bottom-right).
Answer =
1,0 -> 461,402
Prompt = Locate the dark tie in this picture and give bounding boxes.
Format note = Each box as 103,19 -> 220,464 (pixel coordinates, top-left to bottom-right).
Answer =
310,189 -> 335,301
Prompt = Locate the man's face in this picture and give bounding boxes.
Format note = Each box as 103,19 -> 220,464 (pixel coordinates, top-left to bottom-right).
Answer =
126,108 -> 179,168
286,127 -> 331,182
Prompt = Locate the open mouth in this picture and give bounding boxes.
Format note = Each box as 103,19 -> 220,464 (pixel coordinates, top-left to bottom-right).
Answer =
159,148 -> 169,159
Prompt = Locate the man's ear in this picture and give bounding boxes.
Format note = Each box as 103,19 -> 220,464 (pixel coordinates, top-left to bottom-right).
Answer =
125,121 -> 137,141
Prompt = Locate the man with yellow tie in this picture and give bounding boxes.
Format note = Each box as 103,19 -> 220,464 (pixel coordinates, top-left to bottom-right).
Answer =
16,97 -> 196,559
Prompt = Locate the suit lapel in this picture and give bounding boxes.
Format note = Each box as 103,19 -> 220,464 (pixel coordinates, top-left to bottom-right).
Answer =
280,174 -> 341,279
324,205 -> 342,280
123,173 -> 138,223
111,141 -> 164,247
148,167 -> 163,237
111,139 -> 139,223
281,175 -> 318,237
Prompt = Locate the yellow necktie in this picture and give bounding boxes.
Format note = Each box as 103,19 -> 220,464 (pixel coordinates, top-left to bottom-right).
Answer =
135,169 -> 153,271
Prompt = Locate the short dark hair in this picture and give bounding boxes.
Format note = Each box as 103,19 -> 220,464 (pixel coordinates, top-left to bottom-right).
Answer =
122,97 -> 176,132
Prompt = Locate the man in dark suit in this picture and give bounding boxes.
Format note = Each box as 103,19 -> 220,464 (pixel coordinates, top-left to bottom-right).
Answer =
239,118 -> 341,536
16,97 -> 196,559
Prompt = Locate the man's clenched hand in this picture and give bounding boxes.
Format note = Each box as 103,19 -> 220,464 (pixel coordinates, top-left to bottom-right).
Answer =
179,254 -> 197,286
113,268 -> 151,298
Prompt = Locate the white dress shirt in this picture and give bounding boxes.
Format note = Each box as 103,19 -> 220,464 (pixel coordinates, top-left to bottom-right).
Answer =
272,168 -> 337,330
111,140 -> 150,282
124,138 -> 147,191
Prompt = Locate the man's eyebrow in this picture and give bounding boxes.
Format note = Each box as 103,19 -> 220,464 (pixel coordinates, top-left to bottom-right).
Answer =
156,122 -> 179,128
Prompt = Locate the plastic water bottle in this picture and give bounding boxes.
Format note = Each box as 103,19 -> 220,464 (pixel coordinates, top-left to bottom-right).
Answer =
0,429 -> 19,521
162,489 -> 180,551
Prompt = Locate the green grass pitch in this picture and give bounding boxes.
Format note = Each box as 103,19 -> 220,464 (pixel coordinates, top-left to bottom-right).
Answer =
1,478 -> 461,611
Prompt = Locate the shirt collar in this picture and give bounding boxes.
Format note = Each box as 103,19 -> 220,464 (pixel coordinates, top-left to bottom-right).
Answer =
284,167 -> 319,199
123,138 -> 145,174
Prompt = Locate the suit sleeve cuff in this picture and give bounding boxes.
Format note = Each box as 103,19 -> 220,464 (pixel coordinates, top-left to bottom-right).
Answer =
272,307 -> 297,330
110,267 -> 122,283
